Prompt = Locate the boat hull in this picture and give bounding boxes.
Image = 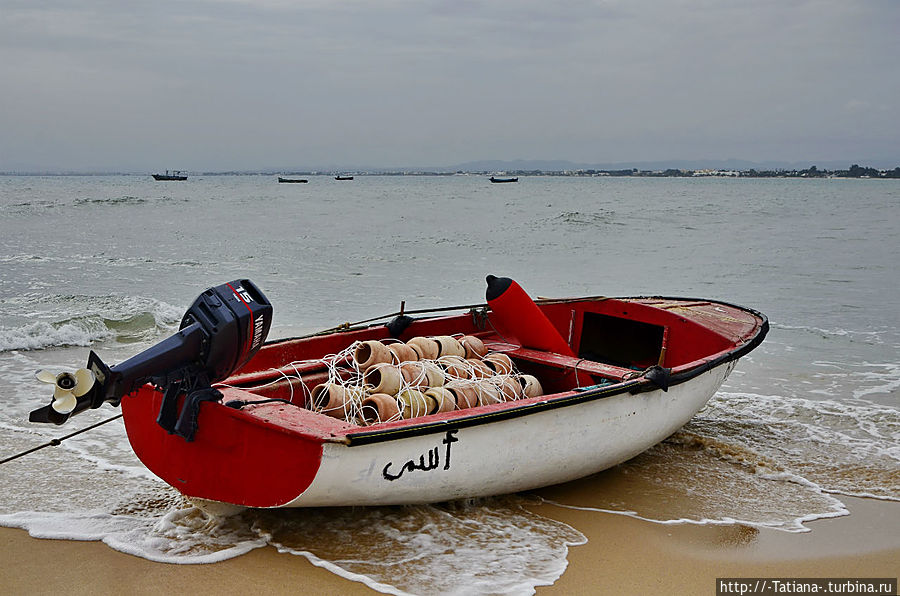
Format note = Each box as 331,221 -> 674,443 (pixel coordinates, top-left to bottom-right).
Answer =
118,293 -> 766,509
121,358 -> 733,508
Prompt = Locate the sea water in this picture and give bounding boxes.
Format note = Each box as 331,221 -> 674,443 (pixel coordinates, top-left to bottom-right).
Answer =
0,174 -> 898,594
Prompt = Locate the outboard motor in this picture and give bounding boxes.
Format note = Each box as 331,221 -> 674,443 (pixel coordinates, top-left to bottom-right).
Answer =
30,280 -> 272,441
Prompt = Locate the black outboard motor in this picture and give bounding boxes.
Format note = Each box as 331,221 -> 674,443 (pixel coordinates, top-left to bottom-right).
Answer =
29,280 -> 272,441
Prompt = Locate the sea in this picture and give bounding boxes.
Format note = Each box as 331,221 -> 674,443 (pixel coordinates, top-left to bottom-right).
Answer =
0,174 -> 897,595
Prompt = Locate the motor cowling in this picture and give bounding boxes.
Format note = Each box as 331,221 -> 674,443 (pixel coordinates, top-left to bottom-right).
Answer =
30,280 -> 273,440
179,280 -> 272,384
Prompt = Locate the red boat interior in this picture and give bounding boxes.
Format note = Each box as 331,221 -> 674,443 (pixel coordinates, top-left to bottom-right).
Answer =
224,296 -> 763,420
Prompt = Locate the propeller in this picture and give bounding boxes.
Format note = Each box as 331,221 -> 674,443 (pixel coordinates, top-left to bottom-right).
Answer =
35,368 -> 96,414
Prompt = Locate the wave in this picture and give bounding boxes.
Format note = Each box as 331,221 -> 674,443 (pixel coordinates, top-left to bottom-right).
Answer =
260,497 -> 585,595
0,495 -> 584,595
2,195 -> 185,216
845,361 -> 900,401
0,254 -> 48,264
0,294 -> 182,352
771,321 -> 894,345
538,433 -> 849,533
542,494 -> 848,535
0,319 -> 112,351
73,196 -> 147,206
691,392 -> 900,501
0,252 -> 207,270
544,210 -> 617,228
0,200 -> 62,216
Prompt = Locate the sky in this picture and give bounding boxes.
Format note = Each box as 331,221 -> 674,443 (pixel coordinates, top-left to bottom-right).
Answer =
1,0 -> 898,172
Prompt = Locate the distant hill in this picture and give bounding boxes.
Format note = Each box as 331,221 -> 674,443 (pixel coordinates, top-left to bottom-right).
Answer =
449,159 -> 595,172
445,158 -> 900,173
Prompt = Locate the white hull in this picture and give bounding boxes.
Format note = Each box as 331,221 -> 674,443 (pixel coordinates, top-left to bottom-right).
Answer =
284,361 -> 734,507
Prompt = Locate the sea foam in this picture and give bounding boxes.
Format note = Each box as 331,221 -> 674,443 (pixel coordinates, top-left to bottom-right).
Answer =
700,391 -> 900,501
253,497 -> 586,596
0,496 -> 585,595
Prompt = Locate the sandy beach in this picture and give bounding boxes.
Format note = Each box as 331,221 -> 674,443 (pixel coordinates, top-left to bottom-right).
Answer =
2,494 -> 896,595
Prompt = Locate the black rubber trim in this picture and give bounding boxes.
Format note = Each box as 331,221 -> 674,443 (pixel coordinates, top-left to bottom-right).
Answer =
485,275 -> 513,301
344,378 -> 646,446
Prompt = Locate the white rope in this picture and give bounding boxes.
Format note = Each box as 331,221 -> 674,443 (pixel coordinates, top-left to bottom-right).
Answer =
228,337 -> 535,426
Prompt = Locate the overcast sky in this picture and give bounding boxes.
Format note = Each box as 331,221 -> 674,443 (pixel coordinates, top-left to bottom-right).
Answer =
1,0 -> 898,171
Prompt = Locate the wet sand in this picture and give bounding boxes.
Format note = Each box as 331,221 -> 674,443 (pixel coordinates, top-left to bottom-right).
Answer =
531,495 -> 900,595
2,496 -> 897,595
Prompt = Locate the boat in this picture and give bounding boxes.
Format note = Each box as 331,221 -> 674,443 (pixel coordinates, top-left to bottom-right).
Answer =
152,170 -> 188,181
335,175 -> 354,181
278,177 -> 308,183
29,276 -> 767,510
489,176 -> 518,183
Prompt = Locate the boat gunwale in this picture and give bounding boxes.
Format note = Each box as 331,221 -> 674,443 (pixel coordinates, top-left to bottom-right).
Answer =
259,294 -> 767,348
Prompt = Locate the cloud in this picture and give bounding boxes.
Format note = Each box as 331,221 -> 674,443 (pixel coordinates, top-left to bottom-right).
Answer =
1,0 -> 898,170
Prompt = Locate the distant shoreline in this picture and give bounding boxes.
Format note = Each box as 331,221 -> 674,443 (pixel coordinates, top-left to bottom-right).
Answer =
2,163 -> 898,179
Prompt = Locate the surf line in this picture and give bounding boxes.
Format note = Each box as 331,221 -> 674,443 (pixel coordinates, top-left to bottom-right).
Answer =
382,430 -> 459,481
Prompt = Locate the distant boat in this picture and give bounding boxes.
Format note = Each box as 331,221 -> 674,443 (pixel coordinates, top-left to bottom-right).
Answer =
335,175 -> 354,181
152,170 -> 187,181
278,177 -> 308,183
489,176 -> 518,183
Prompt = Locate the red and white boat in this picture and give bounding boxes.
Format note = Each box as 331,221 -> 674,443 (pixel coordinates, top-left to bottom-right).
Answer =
31,276 -> 768,510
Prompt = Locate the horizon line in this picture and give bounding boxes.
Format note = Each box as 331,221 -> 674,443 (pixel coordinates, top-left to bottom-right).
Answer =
2,160 -> 899,177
